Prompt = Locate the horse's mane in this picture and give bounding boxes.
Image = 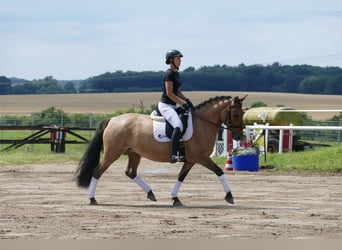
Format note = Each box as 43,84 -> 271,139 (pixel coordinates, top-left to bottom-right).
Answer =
194,96 -> 232,110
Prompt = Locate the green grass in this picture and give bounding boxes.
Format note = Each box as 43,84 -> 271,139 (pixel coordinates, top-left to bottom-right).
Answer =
0,129 -> 93,165
215,146 -> 342,174
1,143 -> 341,174
0,149 -> 85,166
259,147 -> 342,173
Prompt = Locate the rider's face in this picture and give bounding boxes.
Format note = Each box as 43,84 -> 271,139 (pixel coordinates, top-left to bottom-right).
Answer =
173,56 -> 182,68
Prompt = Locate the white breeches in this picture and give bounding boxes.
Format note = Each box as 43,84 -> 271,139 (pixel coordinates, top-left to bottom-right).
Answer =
158,102 -> 183,132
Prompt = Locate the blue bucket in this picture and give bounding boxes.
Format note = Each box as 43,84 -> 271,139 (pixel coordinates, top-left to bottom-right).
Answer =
232,154 -> 259,172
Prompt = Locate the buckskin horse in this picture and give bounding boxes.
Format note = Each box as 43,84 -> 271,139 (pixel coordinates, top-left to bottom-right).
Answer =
75,95 -> 246,206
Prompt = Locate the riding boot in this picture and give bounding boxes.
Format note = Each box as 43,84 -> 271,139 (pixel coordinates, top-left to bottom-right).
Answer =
170,127 -> 184,163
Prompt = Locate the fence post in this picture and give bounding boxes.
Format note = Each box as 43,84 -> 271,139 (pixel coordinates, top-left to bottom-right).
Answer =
289,124 -> 294,153
223,125 -> 227,157
89,113 -> 93,128
265,123 -> 269,153
52,129 -> 66,153
30,112 -> 35,152
279,129 -> 283,153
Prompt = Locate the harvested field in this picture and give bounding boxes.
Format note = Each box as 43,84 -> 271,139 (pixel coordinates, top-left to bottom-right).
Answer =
0,158 -> 341,239
1,92 -> 341,119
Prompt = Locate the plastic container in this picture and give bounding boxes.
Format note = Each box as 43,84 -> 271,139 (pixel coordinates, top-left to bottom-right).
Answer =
243,107 -> 302,126
232,154 -> 259,172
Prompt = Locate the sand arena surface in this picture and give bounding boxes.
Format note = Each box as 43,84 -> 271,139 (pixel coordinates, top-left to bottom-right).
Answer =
0,158 -> 341,239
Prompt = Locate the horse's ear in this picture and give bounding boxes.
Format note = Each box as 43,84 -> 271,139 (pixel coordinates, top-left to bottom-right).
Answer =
240,94 -> 248,102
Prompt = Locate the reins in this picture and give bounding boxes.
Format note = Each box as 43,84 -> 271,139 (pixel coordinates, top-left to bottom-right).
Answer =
193,112 -> 229,130
191,101 -> 244,131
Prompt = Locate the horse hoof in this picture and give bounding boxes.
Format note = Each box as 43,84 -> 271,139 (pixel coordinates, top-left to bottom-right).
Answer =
89,198 -> 98,205
225,191 -> 234,204
172,197 -> 183,207
147,190 -> 157,201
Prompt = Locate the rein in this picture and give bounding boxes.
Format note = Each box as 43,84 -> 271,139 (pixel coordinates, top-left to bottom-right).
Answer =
193,112 -> 228,130
192,104 -> 243,131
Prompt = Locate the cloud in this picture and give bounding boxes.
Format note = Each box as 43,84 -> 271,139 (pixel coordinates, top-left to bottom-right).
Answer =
1,0 -> 342,79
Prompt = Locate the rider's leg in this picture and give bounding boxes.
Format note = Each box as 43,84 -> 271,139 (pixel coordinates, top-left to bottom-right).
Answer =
158,102 -> 184,163
170,127 -> 184,163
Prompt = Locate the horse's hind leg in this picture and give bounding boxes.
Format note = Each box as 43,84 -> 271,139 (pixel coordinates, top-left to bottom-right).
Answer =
125,150 -> 157,202
88,153 -> 122,205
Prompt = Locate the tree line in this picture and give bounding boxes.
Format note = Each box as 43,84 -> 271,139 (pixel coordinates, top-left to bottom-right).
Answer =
1,63 -> 342,95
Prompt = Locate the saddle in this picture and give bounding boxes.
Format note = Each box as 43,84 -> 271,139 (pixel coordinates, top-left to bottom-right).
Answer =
150,106 -> 193,143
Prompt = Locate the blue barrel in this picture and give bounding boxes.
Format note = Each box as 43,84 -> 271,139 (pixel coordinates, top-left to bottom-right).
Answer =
232,154 -> 259,171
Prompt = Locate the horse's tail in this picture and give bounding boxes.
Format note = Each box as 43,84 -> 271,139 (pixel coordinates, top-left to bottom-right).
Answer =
75,118 -> 111,188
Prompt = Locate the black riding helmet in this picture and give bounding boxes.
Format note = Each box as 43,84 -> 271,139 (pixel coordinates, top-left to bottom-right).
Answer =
165,49 -> 183,64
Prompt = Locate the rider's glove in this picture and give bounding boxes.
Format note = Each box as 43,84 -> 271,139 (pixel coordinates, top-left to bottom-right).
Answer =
182,102 -> 190,111
185,99 -> 194,109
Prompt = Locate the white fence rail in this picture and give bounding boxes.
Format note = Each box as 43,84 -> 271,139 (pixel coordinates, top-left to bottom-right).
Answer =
245,125 -> 342,153
213,124 -> 342,156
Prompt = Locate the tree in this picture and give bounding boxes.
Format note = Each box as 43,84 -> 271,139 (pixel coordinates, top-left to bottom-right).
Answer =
32,106 -> 71,126
183,67 -> 195,72
298,76 -> 325,94
324,75 -> 342,94
250,101 -> 268,108
34,76 -> 61,93
0,76 -> 11,94
7,64 -> 342,95
63,81 -> 77,93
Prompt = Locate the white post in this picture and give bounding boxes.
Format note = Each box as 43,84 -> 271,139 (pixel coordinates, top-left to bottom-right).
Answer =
245,126 -> 250,142
279,129 -> 283,153
289,124 -> 293,152
265,123 -> 269,153
245,124 -> 342,154
233,139 -> 240,149
223,126 -> 227,157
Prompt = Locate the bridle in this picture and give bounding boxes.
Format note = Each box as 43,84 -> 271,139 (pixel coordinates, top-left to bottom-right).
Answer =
193,100 -> 244,131
225,103 -> 244,130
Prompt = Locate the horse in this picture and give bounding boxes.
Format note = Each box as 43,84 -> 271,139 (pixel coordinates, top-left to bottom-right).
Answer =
75,95 -> 247,206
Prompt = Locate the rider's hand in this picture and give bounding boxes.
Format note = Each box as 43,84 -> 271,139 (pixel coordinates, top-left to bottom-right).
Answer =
186,99 -> 194,109
182,102 -> 190,111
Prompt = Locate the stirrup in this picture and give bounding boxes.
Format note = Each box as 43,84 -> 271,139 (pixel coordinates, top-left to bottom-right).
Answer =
170,155 -> 178,163
170,154 -> 185,163
177,155 -> 185,162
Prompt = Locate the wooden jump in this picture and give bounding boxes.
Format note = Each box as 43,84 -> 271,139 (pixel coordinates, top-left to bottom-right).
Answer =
0,125 -> 96,152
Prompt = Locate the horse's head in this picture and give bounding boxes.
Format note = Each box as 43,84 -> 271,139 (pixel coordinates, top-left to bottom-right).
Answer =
222,95 -> 247,141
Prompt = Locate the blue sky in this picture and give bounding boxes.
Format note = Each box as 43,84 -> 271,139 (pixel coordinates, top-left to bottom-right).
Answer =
1,0 -> 342,80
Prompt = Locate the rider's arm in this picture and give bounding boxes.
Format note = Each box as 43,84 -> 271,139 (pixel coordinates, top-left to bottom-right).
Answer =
177,89 -> 187,102
165,81 -> 186,105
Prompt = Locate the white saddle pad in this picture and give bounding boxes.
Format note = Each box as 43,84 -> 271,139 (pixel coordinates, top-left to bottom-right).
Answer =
151,112 -> 193,142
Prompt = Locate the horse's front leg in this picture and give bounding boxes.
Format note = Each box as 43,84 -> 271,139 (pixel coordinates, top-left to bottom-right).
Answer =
171,162 -> 195,206
200,157 -> 234,205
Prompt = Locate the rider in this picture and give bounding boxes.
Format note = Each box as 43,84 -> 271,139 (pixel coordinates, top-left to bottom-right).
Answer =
158,49 -> 194,163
